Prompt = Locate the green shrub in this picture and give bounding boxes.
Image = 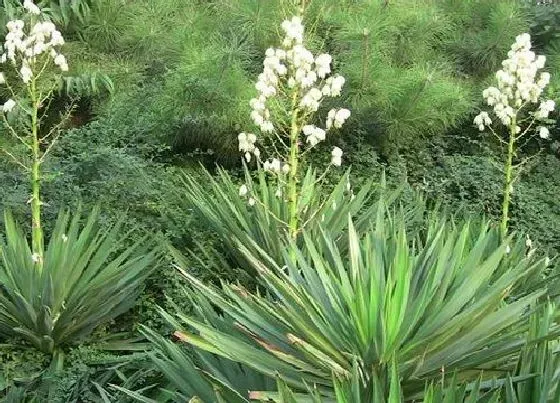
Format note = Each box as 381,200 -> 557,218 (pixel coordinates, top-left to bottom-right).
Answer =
526,0 -> 560,49
396,149 -> 560,255
4,115 -> 197,247
0,208 -> 157,354
179,167 -> 424,279
156,203 -> 558,401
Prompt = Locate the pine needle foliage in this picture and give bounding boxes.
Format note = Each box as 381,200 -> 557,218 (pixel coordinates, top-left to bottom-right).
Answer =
440,0 -> 530,77
50,0 -> 534,159
77,0 -> 131,54
320,0 -> 529,152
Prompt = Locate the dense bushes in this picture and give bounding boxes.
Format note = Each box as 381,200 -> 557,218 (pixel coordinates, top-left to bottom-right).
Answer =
392,142 -> 560,255
21,0 -> 540,160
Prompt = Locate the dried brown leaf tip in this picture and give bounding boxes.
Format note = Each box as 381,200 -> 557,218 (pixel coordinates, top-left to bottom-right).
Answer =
172,330 -> 190,343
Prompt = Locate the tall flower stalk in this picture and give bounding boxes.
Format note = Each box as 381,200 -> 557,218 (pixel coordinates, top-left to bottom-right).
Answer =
0,0 -> 69,271
238,15 -> 350,239
474,33 -> 555,239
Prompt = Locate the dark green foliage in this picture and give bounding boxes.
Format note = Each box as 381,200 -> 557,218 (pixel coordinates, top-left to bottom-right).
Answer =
525,0 -> 560,48
0,339 -> 166,402
393,143 -> 560,256
29,112 -> 197,246
1,130 -> 190,246
512,155 -> 560,254
0,344 -> 50,399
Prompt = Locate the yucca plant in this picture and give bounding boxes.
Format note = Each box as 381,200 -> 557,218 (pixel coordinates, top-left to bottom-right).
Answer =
139,306 -> 559,402
0,2 -> 157,359
252,373 -> 507,403
132,326 -> 273,402
501,302 -> 560,402
179,11 -> 431,279
110,290 -> 274,402
0,208 -> 157,354
161,203 -> 559,401
181,167 -> 422,275
472,33 -> 556,239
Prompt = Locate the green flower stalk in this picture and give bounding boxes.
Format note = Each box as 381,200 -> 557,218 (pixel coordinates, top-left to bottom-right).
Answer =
237,15 -> 351,239
0,1 -> 69,271
474,33 -> 555,239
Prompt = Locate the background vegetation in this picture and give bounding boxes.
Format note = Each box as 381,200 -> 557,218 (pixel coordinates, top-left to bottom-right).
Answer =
0,0 -> 559,401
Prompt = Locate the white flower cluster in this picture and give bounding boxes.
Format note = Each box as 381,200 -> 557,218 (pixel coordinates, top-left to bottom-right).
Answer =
2,98 -> 16,112
302,124 -> 325,146
238,132 -> 260,161
0,1 -> 68,113
538,126 -> 549,139
474,33 -> 554,137
242,16 -> 350,172
331,146 -> 343,167
263,158 -> 290,174
326,108 -> 351,130
238,184 -> 257,206
281,17 -> 304,46
322,75 -> 345,97
535,99 -> 555,120
31,252 -> 41,263
473,111 -> 492,131
23,0 -> 41,15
